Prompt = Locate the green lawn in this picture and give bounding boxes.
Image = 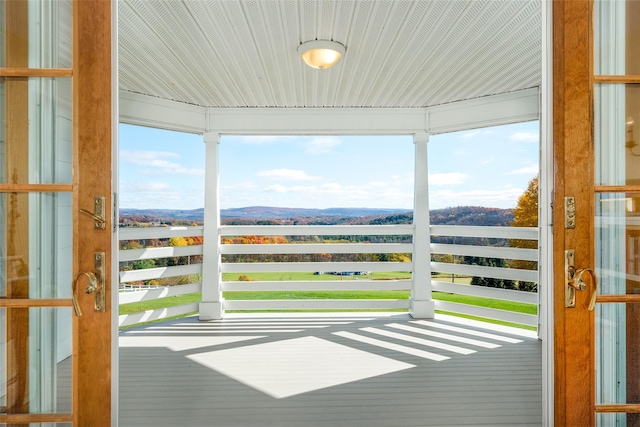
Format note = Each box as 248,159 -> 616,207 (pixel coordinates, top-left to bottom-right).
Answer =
119,281 -> 537,330
221,271 -> 413,281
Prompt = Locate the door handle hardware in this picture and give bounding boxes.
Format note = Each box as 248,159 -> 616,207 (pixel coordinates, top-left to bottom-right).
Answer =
93,252 -> 106,312
573,268 -> 598,311
565,250 -> 577,307
565,249 -> 599,311
72,271 -> 97,317
80,196 -> 106,229
71,252 -> 106,316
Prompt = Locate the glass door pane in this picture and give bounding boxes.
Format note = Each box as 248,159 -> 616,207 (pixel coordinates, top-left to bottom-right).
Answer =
595,1 -> 640,424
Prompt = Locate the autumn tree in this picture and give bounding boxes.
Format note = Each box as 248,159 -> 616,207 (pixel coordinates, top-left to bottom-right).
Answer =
510,175 -> 538,292
512,175 -> 539,229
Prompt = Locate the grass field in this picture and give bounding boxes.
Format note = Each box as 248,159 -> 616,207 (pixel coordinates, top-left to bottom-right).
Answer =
119,271 -> 536,331
221,271 -> 415,281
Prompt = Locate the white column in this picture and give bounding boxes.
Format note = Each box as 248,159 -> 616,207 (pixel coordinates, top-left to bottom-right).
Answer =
411,133 -> 434,318
199,132 -> 224,320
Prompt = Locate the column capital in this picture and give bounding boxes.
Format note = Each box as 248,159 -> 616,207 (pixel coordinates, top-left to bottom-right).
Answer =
203,132 -> 221,144
413,132 -> 430,144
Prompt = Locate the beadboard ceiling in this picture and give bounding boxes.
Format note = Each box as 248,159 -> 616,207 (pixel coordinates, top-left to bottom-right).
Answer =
119,0 -> 541,109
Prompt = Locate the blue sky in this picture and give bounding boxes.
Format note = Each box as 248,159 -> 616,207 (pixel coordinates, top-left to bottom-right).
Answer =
119,121 -> 539,211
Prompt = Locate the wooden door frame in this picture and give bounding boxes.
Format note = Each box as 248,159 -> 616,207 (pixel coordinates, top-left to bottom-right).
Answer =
552,0 -> 595,425
72,0 -> 114,425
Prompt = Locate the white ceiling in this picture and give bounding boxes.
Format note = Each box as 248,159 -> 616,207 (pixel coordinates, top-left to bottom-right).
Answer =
118,0 -> 541,109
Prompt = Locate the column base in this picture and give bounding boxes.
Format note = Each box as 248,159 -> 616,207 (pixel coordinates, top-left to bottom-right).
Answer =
409,298 -> 434,319
199,301 -> 225,320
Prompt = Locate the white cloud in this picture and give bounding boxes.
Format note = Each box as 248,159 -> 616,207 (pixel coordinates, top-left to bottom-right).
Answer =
222,181 -> 258,190
257,169 -> 321,181
121,149 -> 204,176
119,181 -> 204,209
121,150 -> 179,166
391,172 -> 414,185
461,131 -> 480,138
120,181 -> 171,192
505,165 -> 539,175
264,184 -> 288,193
429,172 -> 468,186
510,131 -> 539,143
141,167 -> 204,176
306,137 -> 341,154
242,181 -> 413,209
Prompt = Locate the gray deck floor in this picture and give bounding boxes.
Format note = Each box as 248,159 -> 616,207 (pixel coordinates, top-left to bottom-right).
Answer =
118,313 -> 542,427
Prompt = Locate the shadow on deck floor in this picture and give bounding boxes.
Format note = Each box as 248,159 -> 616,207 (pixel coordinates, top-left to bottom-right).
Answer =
119,313 -> 541,427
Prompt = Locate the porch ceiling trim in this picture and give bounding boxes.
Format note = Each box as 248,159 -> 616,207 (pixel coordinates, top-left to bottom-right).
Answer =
119,87 -> 539,136
119,91 -> 207,134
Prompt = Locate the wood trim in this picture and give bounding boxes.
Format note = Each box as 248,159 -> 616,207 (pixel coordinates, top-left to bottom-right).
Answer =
594,75 -> 640,84
595,185 -> 640,193
596,404 -> 640,413
596,295 -> 640,303
0,184 -> 73,193
72,0 -> 113,425
0,299 -> 73,308
0,414 -> 73,423
0,68 -> 72,77
5,0 -> 31,420
553,0 -> 595,425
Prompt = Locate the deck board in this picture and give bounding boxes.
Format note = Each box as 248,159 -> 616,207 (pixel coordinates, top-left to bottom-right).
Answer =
118,313 -> 541,426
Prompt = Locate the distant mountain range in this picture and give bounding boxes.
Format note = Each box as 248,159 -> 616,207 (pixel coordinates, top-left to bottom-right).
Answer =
220,206 -> 408,219
119,206 -> 410,222
119,205 -> 514,227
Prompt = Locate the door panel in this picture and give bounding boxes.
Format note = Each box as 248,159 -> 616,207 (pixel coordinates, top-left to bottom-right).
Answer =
0,0 -> 73,70
553,0 -> 595,424
0,77 -> 73,186
556,0 -> 640,425
0,0 -> 113,425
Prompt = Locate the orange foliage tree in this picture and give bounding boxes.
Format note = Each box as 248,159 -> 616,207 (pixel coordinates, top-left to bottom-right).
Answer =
510,175 -> 538,291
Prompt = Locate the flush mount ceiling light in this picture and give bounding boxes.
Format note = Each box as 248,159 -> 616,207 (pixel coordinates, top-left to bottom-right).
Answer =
297,40 -> 345,69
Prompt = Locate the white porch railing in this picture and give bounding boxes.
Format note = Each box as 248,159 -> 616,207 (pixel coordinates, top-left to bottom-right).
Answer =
218,224 -> 413,312
118,227 -> 204,327
429,225 -> 539,328
118,224 -> 538,329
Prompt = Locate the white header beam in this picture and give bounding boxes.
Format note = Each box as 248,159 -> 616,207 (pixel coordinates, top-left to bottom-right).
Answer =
427,88 -> 540,134
119,91 -> 207,134
119,87 -> 539,136
209,108 -> 427,135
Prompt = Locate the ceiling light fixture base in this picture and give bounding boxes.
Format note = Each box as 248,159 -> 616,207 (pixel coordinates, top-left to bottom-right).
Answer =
298,40 -> 345,70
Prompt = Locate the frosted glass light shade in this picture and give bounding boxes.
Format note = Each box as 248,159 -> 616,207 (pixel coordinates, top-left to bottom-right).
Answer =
297,40 -> 345,69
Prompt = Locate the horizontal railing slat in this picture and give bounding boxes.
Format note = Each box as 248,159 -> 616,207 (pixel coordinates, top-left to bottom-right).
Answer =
432,281 -> 538,304
119,283 -> 202,305
119,226 -> 203,240
434,300 -> 537,327
120,264 -> 203,283
223,299 -> 410,310
430,243 -> 538,261
120,245 -> 203,261
430,225 -> 538,240
219,225 -> 414,236
118,302 -> 199,328
116,225 -> 541,329
220,243 -> 412,255
431,262 -> 538,283
221,280 -> 411,291
221,261 -> 411,273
